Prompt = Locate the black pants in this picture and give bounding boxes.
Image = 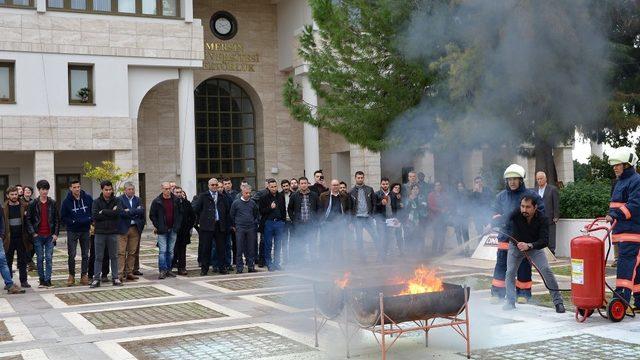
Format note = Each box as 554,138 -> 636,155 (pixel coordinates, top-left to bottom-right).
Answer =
7,236 -> 28,284
88,234 -> 110,279
198,228 -> 226,271
235,227 -> 257,271
173,240 -> 187,270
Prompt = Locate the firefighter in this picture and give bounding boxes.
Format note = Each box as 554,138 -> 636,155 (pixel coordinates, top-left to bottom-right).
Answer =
605,146 -> 640,310
490,164 -> 545,304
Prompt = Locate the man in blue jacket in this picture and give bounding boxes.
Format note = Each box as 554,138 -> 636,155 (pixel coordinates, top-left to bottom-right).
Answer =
117,182 -> 145,282
60,180 -> 93,286
490,164 -> 545,305
606,147 -> 640,310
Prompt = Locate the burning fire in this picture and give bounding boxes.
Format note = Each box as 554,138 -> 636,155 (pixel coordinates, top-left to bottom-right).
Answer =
334,272 -> 351,289
398,265 -> 443,295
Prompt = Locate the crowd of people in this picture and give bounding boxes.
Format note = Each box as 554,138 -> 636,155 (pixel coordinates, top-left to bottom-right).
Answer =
0,167 -> 564,297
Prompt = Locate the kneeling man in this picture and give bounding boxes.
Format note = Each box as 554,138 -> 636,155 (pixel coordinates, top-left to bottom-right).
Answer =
504,195 -> 565,313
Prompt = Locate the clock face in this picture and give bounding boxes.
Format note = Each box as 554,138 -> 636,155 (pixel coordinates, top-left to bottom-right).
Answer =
210,11 -> 237,40
215,18 -> 232,35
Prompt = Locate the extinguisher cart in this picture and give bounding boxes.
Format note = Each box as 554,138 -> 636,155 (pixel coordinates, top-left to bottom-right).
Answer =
571,218 -> 634,323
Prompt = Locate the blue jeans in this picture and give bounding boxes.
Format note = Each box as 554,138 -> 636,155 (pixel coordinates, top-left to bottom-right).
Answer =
157,231 -> 176,272
353,217 -> 377,261
0,245 -> 14,287
263,220 -> 284,270
34,236 -> 54,282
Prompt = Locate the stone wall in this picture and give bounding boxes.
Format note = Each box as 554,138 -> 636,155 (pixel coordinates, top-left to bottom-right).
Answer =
0,11 -> 203,60
0,115 -> 133,150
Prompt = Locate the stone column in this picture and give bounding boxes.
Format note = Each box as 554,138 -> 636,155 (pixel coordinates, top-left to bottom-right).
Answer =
113,150 -> 137,193
182,0 -> 193,23
554,145 -> 575,186
350,144 -> 381,187
33,151 -> 55,199
178,68 -> 197,198
590,140 -> 604,158
295,66 -> 320,178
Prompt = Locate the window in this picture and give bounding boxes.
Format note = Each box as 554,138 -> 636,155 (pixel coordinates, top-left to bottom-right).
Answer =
195,78 -> 257,193
0,62 -> 15,104
68,64 -> 94,105
46,0 -> 179,17
0,0 -> 33,7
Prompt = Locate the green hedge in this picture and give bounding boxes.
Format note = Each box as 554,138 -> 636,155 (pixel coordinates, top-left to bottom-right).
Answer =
559,180 -> 612,219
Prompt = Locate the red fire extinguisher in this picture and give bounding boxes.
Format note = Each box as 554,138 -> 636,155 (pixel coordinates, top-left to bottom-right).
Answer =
571,218 -> 629,322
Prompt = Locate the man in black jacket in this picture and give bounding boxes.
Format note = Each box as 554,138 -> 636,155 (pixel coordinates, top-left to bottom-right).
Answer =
172,187 -> 194,276
90,180 -> 121,288
150,182 -> 183,279
192,178 -> 230,275
349,171 -> 377,263
375,177 -> 398,260
287,177 -> 320,263
259,179 -> 286,271
503,195 -> 565,313
26,179 -> 59,288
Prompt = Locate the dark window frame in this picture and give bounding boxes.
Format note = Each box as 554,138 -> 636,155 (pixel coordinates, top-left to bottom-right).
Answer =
46,0 -> 180,18
0,61 -> 16,104
68,63 -> 95,106
194,78 -> 257,186
0,0 -> 34,8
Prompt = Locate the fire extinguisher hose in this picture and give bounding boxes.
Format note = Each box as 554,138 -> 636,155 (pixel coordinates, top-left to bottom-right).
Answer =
493,227 -> 636,317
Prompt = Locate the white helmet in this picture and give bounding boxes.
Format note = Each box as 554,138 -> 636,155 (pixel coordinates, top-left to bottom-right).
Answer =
608,146 -> 638,167
503,164 -> 526,179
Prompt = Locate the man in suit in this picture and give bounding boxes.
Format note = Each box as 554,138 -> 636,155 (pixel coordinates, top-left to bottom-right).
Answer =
116,182 -> 145,282
536,171 -> 560,254
192,178 -> 230,275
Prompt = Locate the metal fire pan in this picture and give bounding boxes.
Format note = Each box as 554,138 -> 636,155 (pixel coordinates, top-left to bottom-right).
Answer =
348,283 -> 470,328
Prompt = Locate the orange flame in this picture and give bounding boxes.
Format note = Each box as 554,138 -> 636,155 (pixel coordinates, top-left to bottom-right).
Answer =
398,265 -> 443,295
334,272 -> 351,289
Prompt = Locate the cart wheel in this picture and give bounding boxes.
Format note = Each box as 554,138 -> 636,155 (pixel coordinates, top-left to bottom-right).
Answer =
607,299 -> 626,322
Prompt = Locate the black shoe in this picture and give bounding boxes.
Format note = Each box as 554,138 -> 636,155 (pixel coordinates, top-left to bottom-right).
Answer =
502,302 -> 516,311
112,279 -> 123,286
258,263 -> 265,268
133,270 -> 143,276
3,285 -> 9,291
227,265 -> 235,272
101,276 -> 109,282
89,280 -> 100,288
200,269 -> 208,276
248,268 -> 257,273
158,271 -> 166,280
236,269 -> 244,274
46,280 -> 53,288
20,282 -> 31,288
165,271 -> 176,278
219,268 -> 228,275
555,303 -> 566,313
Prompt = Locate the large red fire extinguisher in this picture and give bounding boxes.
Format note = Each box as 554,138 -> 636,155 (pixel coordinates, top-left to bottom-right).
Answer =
571,218 -> 627,322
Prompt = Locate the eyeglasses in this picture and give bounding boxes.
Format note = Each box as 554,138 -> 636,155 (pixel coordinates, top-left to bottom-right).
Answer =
209,183 -> 219,187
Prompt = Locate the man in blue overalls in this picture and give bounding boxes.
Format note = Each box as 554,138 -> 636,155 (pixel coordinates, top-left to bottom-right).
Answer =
606,147 -> 640,310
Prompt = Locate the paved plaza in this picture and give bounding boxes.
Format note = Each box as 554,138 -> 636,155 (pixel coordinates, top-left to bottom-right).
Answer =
0,233 -> 639,360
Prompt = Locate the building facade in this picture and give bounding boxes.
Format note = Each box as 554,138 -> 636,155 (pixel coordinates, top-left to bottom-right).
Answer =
0,0 -> 383,207
0,0 -> 573,208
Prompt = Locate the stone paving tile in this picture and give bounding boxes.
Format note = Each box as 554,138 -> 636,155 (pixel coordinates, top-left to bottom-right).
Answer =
55,286 -> 172,305
81,302 -> 225,330
472,334 -> 640,359
207,275 -> 309,291
0,356 -> 22,360
0,321 -> 13,342
259,292 -> 314,310
119,326 -> 315,360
